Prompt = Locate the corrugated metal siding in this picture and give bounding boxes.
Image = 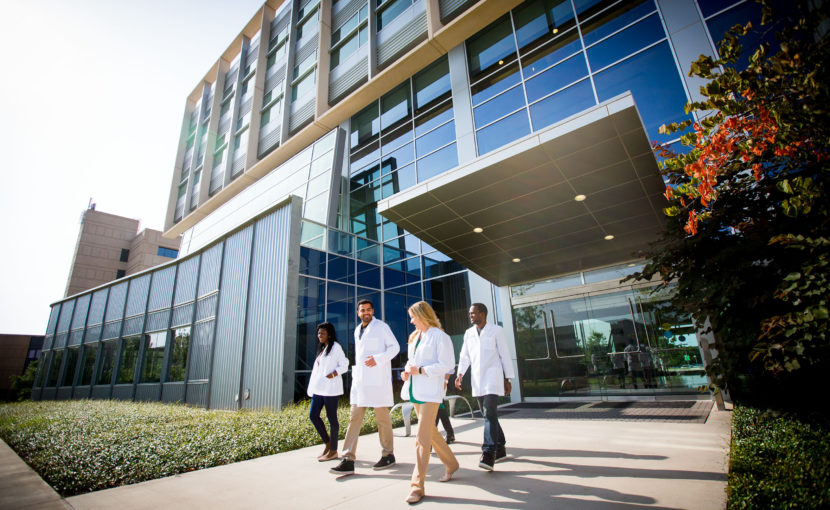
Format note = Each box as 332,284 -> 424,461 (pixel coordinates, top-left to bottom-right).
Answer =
71,294 -> 91,329
333,0 -> 365,28
43,335 -> 54,351
329,55 -> 368,104
198,243 -> 223,296
54,333 -> 68,350
68,330 -> 84,347
196,294 -> 218,321
172,303 -> 193,327
162,382 -> 186,403
290,100 -> 315,132
186,382 -> 209,407
125,275 -> 151,317
88,289 -> 109,325
438,0 -> 477,23
377,5 -> 428,67
241,205 -> 292,409
174,257 -> 199,305
135,384 -> 161,402
211,226 -> 254,410
188,320 -> 215,381
146,310 -> 170,332
105,282 -> 129,322
148,266 -> 176,310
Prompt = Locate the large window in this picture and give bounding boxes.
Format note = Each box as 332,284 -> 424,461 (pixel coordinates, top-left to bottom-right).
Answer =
116,336 -> 141,384
141,332 -> 167,383
80,344 -> 97,385
331,5 -> 369,70
96,340 -> 117,385
60,347 -> 79,386
377,0 -> 413,31
167,327 -> 191,382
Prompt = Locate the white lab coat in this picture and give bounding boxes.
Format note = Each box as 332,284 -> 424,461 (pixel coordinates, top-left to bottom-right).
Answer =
403,327 -> 455,403
306,341 -> 349,397
457,323 -> 515,397
350,317 -> 400,407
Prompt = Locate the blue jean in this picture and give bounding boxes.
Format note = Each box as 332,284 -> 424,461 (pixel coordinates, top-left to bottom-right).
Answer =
309,394 -> 340,451
477,394 -> 505,453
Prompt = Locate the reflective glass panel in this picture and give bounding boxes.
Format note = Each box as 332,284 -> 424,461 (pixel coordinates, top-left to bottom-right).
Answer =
467,15 -> 518,81
381,123 -> 413,152
580,0 -> 655,47
350,104 -> 380,149
328,230 -> 353,256
47,350 -> 64,386
474,85 -> 527,128
300,246 -> 327,278
521,28 -> 582,79
356,237 -> 381,264
328,254 -> 355,284
356,261 -> 381,289
381,166 -> 416,198
381,83 -> 412,134
585,13 -> 664,71
167,327 -> 190,382
117,336 -> 141,384
141,332 -> 166,383
525,53 -> 588,103
413,56 -> 451,114
377,0 -> 412,30
80,345 -> 97,385
96,340 -> 117,385
61,347 -> 79,386
423,252 -> 465,279
593,42 -> 692,141
381,142 -> 414,174
476,110 -> 530,156
513,0 -> 576,52
471,62 -> 521,106
414,101 -> 453,136
297,276 -> 326,370
415,120 -> 455,156
529,78 -> 595,130
417,143 -> 458,182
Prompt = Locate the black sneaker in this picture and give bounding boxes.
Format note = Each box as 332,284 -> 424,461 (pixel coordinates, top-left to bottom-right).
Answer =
479,452 -> 495,471
372,454 -> 396,470
495,447 -> 507,463
446,435 -> 455,445
330,459 -> 354,475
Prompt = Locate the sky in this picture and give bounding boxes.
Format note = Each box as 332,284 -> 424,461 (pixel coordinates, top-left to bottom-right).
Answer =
0,0 -> 266,334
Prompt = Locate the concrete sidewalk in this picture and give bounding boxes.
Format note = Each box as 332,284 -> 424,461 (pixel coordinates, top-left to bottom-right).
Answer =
3,402 -> 731,509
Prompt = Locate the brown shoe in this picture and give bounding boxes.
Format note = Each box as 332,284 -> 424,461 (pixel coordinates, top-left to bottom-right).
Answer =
316,447 -> 330,461
319,450 -> 339,462
405,489 -> 424,504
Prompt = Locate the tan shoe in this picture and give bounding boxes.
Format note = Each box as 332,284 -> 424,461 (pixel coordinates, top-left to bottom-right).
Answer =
319,449 -> 339,461
316,447 -> 330,461
405,489 -> 424,504
439,466 -> 457,482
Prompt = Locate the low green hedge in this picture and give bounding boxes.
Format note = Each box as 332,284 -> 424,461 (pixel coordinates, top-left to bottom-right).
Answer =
0,399 -> 406,496
729,405 -> 830,509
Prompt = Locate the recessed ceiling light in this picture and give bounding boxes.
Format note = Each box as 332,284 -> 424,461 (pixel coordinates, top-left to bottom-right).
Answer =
512,258 -> 521,263
604,235 -> 615,240
473,227 -> 483,233
498,59 -> 504,65
552,28 -> 559,34
574,194 -> 586,202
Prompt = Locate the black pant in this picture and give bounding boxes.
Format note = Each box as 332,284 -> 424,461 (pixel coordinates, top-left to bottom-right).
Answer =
435,404 -> 454,437
309,394 -> 340,450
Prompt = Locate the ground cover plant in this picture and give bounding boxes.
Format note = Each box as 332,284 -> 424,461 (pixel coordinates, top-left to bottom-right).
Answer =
0,399 -> 405,496
728,405 -> 830,508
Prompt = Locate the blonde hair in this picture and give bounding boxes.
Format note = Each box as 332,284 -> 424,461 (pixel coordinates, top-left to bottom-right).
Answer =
407,301 -> 442,343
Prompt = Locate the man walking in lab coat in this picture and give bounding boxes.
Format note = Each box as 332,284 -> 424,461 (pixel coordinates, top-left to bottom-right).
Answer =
455,303 -> 515,471
330,299 -> 400,475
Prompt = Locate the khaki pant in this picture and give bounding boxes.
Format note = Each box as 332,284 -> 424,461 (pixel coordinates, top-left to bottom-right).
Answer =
341,405 -> 393,461
411,402 -> 459,492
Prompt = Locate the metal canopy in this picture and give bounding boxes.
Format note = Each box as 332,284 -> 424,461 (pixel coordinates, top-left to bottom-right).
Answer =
377,94 -> 667,287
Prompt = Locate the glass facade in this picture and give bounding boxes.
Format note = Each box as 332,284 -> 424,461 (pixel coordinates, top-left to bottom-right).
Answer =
47,0 -> 781,408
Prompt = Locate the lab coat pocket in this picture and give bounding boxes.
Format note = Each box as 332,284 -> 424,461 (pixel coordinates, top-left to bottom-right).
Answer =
361,365 -> 383,386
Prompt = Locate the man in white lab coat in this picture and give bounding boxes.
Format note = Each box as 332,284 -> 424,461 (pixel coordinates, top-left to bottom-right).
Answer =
455,303 -> 515,471
330,299 -> 401,476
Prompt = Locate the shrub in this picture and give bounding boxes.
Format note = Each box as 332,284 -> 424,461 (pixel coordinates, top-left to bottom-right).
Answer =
729,405 -> 830,508
0,399 -> 405,496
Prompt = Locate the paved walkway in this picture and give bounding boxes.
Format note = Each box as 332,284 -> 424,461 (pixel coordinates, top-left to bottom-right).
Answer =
2,402 -> 731,510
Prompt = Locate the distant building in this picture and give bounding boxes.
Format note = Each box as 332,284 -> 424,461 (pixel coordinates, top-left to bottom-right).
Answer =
0,334 -> 43,400
64,208 -> 182,297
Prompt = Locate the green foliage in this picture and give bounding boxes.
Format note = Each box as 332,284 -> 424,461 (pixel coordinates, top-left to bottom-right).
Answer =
629,0 -> 830,408
0,399 -> 405,496
729,405 -> 830,508
8,361 -> 38,402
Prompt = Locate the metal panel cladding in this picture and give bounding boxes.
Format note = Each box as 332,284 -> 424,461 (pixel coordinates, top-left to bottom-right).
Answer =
211,226 -> 254,410
174,256 -> 200,305
88,288 -> 109,325
105,282 -> 129,322
198,243 -> 223,296
148,266 -> 176,311
125,274 -> 151,317
241,204 -> 293,410
71,294 -> 91,330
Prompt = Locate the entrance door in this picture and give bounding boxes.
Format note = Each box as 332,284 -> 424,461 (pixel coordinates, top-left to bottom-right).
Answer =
514,286 -> 707,400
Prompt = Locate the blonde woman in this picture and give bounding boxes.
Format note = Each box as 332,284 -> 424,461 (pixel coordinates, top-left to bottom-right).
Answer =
400,301 -> 459,504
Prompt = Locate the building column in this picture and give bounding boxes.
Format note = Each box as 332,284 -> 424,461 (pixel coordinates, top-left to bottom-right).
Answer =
247,6 -> 273,169
447,43 -> 476,164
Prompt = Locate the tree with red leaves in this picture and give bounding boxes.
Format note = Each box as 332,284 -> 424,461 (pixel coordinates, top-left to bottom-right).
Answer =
631,0 -> 829,408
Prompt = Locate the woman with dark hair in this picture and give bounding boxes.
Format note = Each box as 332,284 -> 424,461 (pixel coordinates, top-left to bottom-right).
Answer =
400,301 -> 459,504
308,322 -> 349,462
